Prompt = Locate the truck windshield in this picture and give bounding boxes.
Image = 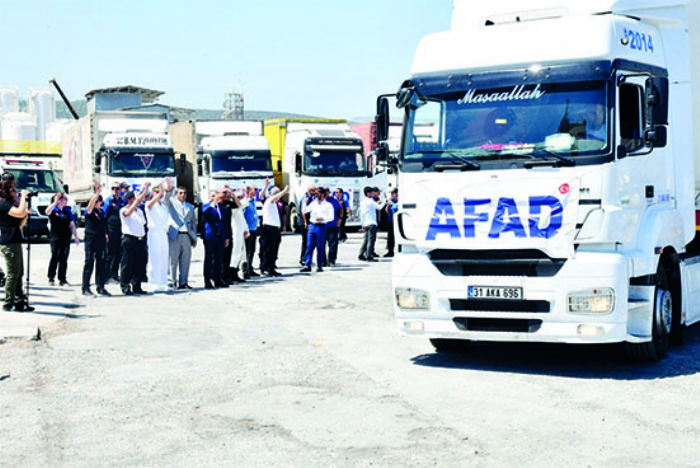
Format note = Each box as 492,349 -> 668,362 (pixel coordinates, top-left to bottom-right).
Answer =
303,150 -> 366,176
403,80 -> 610,170
210,150 -> 272,173
109,150 -> 176,177
9,169 -> 63,193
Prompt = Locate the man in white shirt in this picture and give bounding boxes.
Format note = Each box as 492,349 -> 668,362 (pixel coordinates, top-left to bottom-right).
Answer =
358,186 -> 386,262
260,185 -> 289,276
300,187 -> 334,273
119,184 -> 150,295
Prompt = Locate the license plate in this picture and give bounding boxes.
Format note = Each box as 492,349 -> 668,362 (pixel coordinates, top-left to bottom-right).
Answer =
468,285 -> 523,300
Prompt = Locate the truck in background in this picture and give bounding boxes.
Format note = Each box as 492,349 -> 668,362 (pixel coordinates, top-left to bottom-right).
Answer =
375,0 -> 700,360
351,120 -> 403,195
169,120 -> 273,208
0,158 -> 75,238
263,118 -> 369,231
62,110 -> 178,218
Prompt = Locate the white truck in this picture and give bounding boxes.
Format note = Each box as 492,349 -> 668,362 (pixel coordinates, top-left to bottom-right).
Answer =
0,158 -> 75,238
62,110 -> 178,216
169,120 -> 273,208
264,119 -> 369,231
375,0 -> 700,360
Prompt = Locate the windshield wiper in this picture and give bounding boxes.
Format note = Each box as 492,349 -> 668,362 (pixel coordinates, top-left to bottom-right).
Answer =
419,150 -> 481,171
523,148 -> 576,167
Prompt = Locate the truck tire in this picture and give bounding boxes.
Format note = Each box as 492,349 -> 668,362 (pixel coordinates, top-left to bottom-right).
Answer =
429,338 -> 471,353
625,266 -> 673,361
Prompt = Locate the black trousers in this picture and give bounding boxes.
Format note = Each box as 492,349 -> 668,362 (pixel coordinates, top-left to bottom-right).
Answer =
120,235 -> 145,291
299,225 -> 308,263
260,225 -> 281,273
386,222 -> 395,254
203,237 -> 224,285
326,226 -> 339,264
106,226 -> 121,279
244,229 -> 258,271
48,236 -> 70,282
82,234 -> 106,291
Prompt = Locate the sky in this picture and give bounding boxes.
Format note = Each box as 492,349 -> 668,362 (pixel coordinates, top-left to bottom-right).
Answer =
0,0 -> 453,120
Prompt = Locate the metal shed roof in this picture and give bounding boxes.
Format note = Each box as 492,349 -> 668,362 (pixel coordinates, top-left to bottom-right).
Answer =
84,85 -> 164,104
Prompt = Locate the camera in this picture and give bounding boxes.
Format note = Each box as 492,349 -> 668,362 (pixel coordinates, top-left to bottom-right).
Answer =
27,191 -> 39,197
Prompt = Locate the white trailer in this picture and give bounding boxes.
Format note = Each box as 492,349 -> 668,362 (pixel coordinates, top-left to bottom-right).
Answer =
62,110 -> 177,214
375,0 -> 700,360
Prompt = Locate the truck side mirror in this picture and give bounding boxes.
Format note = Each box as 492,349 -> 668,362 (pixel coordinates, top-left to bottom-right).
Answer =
276,160 -> 282,173
196,158 -> 203,177
644,125 -> 667,148
375,96 -> 390,142
63,184 -> 70,194
646,76 -> 669,125
374,142 -> 389,163
294,153 -> 302,176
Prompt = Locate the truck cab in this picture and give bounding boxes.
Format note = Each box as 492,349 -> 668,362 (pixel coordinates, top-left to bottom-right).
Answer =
0,158 -> 75,238
196,134 -> 273,210
98,132 -> 177,194
283,126 -> 367,230
375,1 -> 700,360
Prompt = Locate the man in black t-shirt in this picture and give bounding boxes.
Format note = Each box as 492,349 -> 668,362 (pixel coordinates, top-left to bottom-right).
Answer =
45,192 -> 80,286
0,183 -> 34,312
82,185 -> 110,296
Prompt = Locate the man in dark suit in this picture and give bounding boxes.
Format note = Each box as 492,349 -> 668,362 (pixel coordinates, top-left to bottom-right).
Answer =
201,188 -> 230,289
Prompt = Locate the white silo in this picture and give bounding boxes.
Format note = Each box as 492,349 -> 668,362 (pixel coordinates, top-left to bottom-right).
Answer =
29,88 -> 55,140
0,87 -> 19,117
1,112 -> 37,141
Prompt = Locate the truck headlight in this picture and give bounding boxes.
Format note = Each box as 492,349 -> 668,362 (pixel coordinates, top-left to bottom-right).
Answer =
395,287 -> 429,310
568,288 -> 615,314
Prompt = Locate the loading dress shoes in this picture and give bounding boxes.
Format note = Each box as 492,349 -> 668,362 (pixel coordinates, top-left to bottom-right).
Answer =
300,266 -> 312,273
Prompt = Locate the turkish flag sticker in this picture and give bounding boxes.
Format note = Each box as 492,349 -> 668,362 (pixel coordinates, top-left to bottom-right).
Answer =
559,183 -> 570,195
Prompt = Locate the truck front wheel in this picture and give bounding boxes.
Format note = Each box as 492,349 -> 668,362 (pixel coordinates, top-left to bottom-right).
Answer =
625,267 -> 673,361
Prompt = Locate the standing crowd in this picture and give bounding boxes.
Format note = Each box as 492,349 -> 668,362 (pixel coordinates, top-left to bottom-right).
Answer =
0,174 -> 398,311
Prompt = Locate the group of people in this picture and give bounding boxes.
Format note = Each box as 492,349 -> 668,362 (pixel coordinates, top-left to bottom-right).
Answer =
296,184 -> 398,273
0,173 -> 398,311
33,176 -> 294,300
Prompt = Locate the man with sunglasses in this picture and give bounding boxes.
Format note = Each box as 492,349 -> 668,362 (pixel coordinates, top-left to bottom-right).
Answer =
103,181 -> 127,282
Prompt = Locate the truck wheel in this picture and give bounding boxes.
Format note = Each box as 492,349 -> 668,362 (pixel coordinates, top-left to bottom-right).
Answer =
625,267 -> 673,361
429,338 -> 471,353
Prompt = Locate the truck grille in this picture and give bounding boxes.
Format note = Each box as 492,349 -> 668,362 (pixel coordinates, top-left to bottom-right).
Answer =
452,317 -> 542,333
429,249 -> 565,277
449,299 -> 550,313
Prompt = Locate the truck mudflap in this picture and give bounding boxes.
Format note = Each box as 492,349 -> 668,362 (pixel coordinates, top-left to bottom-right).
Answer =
393,249 -> 654,344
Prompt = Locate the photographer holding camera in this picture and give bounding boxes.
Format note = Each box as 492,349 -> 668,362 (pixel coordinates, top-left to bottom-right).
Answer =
45,191 -> 80,286
0,179 -> 33,311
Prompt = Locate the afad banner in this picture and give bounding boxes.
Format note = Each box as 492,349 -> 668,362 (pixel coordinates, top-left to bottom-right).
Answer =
419,177 -> 580,259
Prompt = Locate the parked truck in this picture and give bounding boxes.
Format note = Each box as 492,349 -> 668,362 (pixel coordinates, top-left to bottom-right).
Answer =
169,120 -> 273,208
264,118 -> 369,230
0,158 -> 75,238
62,110 -> 177,216
374,0 -> 700,360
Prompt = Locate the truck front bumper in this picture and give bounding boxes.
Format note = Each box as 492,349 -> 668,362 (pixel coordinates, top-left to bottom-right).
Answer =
393,250 -> 652,344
